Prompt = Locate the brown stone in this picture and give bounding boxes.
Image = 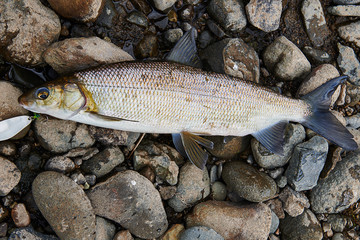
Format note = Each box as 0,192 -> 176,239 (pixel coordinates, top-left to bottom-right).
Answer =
11,203 -> 31,227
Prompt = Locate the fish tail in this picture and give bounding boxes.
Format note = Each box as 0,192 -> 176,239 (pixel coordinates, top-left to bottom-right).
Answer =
301,76 -> 358,151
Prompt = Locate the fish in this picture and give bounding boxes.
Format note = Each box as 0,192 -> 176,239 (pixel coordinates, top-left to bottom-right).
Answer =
18,30 -> 358,169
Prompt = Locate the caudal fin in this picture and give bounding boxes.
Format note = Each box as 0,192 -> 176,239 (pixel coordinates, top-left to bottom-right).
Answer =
301,76 -> 358,151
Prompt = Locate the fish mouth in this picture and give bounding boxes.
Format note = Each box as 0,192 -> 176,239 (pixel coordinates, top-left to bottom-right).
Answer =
18,94 -> 33,110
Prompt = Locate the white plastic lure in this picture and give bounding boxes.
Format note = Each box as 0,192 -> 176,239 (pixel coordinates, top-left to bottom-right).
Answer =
0,115 -> 32,141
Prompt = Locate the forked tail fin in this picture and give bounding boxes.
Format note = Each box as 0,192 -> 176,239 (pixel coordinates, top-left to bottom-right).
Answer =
301,76 -> 358,151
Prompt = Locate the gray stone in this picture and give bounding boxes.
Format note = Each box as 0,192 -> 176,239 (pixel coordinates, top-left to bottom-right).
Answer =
301,0 -> 330,47
328,5 -> 360,17
70,172 -> 87,185
0,82 -> 28,121
337,43 -> 360,85
208,0 -> 247,32
252,124 -> 306,169
88,126 -> 140,147
0,0 -> 60,66
338,21 -> 360,48
211,181 -> 227,201
95,216 -> 116,240
270,210 -> 279,234
333,0 -> 360,3
332,233 -> 346,240
346,113 -> 360,129
168,162 -> 210,212
222,161 -> 277,202
158,185 -> 177,200
179,226 -> 224,240
302,46 -> 332,64
206,19 -> 225,38
201,38 -> 260,83
327,214 -> 350,232
245,0 -> 282,32
285,136 -> 328,191
112,230 -> 134,240
87,171 -> 168,238
126,11 -> 148,28
268,168 -> 284,179
310,151 -> 360,213
198,30 -> 213,49
34,116 -> 95,153
279,186 -> 310,217
164,28 -> 183,43
186,201 -> 272,240
45,156 -> 76,173
263,36 -> 311,81
32,171 -> 96,240
0,157 -> 21,196
81,146 -> 124,178
276,176 -> 287,188
152,0 -> 176,11
8,227 -> 59,240
279,209 -> 323,240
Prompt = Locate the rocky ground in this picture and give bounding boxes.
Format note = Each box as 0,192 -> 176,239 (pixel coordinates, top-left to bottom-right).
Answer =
0,0 -> 360,239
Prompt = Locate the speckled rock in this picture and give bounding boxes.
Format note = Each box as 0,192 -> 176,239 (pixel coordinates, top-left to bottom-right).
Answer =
206,136 -> 250,159
126,11 -> 149,28
11,203 -> 31,228
245,0 -> 282,32
34,116 -> 94,153
113,230 -> 134,240
45,156 -> 76,173
252,124 -> 306,169
32,171 -> 96,240
263,36 -> 311,81
180,226 -> 224,240
0,0 -> 60,66
0,82 -> 28,121
43,37 -> 134,74
134,34 -> 158,59
81,146 -> 124,178
165,28 -> 183,43
152,0 -> 176,12
327,214 -> 351,232
186,201 -> 272,240
161,224 -> 185,240
310,151 -> 360,213
0,157 -> 21,196
302,46 -> 332,64
48,0 -> 105,22
328,5 -> 360,17
208,0 -> 247,32
201,38 -> 260,83
222,161 -> 277,202
87,170 -> 168,238
279,186 -> 310,217
95,216 -> 116,240
337,43 -> 360,86
333,0 -> 360,3
338,21 -> 360,48
346,114 -> 360,129
8,227 -> 58,240
88,126 -> 139,147
0,141 -> 16,156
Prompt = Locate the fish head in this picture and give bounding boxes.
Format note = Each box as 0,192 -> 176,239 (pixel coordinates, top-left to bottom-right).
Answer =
18,78 -> 87,120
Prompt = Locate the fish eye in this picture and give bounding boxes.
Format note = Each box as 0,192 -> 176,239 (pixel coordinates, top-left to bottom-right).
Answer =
35,87 -> 50,100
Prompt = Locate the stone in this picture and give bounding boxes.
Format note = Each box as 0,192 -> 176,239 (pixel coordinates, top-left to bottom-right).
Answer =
211,181 -> 227,201
279,186 -> 310,217
45,156 -> 76,173
201,38 -> 260,83
198,30 -> 213,49
11,203 -> 31,228
310,151 -> 360,213
87,171 -> 168,238
338,21 -> 360,48
270,210 -> 279,234
179,226 -> 224,240
337,43 -> 360,86
302,46 -> 332,64
34,116 -> 94,153
8,227 -> 58,240
126,11 -> 148,28
320,147 -> 343,179
179,5 -> 194,21
0,157 -> 21,196
333,0 -> 360,3
47,0 -> 105,22
71,172 -> 87,185
134,34 -> 158,59
268,168 -> 284,179
206,19 -> 225,38
95,216 -> 116,240
252,124 -> 306,169
285,136 -> 328,191
327,214 -> 350,232
0,0 -> 60,66
332,233 -> 346,240
88,126 -> 139,147
301,0 -> 330,47
245,0 -> 282,32
206,136 -> 250,159
0,141 -> 16,156
207,0 -> 247,32
186,201 -> 272,240
130,0 -> 152,15
32,171 -> 96,240
164,28 -> 183,43
81,146 -> 124,178
152,0 -> 176,12
161,224 -> 184,240
158,186 -> 177,200
265,198 -> 285,219
0,223 -> 6,237
43,37 -> 134,74
263,36 -> 311,81
279,209 -> 323,240
328,5 -> 360,17
113,230 -> 134,240
168,163 -> 210,212
222,161 -> 277,202
0,82 -> 28,121
346,113 -> 360,129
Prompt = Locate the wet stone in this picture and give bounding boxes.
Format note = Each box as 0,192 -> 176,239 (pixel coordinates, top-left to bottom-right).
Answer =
0,82 -> 28,121
95,216 -> 116,240
279,186 -> 310,217
179,226 -> 224,240
45,156 -> 76,173
337,43 -> 360,86
164,28 -> 184,43
8,227 -> 58,240
302,46 -> 332,64
126,11 -> 149,28
245,0 -> 282,32
0,156 -> 21,196
11,203 -> 31,228
338,21 -> 360,48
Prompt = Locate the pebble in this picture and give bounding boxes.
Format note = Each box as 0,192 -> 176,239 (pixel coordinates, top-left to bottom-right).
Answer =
211,181 -> 227,201
279,209 -> 323,240
0,157 -> 21,196
328,5 -> 360,17
126,11 -> 149,28
270,210 -> 279,234
263,36 -> 311,81
134,34 -> 158,58
310,151 -> 360,213
302,46 -> 332,64
334,0 -> 360,3
332,233 -> 346,240
276,175 -> 287,188
301,0 -> 330,47
179,226 -> 224,240
82,146 -> 124,178
337,43 -> 360,86
201,38 -> 260,83
95,216 -> 116,240
161,224 -> 184,240
338,21 -> 360,48
285,136 -> 328,191
113,230 -> 133,240
34,116 -> 94,153
268,168 -> 283,179
207,0 -> 247,32
168,162 -> 210,212
0,82 -> 28,121
278,186 -> 310,217
47,0 -> 105,22
11,203 -> 31,228
198,30 -> 213,49
133,141 -> 181,185
131,0 -> 152,15
206,136 -> 250,159
222,161 -> 277,202
186,201 -> 272,240
32,171 -> 96,240
179,5 -> 195,21
252,124 -> 306,169
139,165 -> 156,182
43,37 -> 134,74
327,214 -> 350,232
158,185 -> 177,200
206,20 -> 225,38
0,0 -> 60,66
71,172 -> 87,185
245,0 -> 282,32
320,147 -> 342,179
346,113 -> 360,129
45,156 -> 76,173
265,198 -> 285,219
87,170 -> 168,238
152,0 -> 176,12
164,28 -> 184,43
0,141 -> 16,156
8,227 -> 58,240
85,174 -> 97,186
88,126 -> 139,147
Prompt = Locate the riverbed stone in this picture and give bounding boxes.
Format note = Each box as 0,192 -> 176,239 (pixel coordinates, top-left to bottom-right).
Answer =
88,126 -> 140,147
245,0 -> 282,32
8,227 -> 59,240
279,186 -> 310,217
328,5 -> 360,17
95,216 -> 116,240
152,0 -> 176,12
45,156 -> 76,173
11,203 -> 31,228
337,43 -> 360,86
0,157 -> 21,196
338,21 -> 360,48
179,226 -> 224,240
32,171 -> 96,240
302,46 -> 332,64
0,82 -> 28,121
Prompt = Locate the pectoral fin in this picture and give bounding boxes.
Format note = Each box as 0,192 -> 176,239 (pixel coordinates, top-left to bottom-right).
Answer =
172,132 -> 214,169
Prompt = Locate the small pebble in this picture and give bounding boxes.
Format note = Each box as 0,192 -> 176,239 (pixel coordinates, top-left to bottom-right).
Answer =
279,186 -> 310,217
211,181 -> 227,201
45,156 -> 75,173
71,172 -> 87,185
268,168 -> 284,179
113,230 -> 134,240
0,156 -> 21,196
11,203 -> 31,227
158,185 -> 177,200
0,222 -> 7,237
85,174 -> 97,186
179,226 -> 224,240
0,141 -> 16,156
161,224 -> 185,240
165,28 -> 184,43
